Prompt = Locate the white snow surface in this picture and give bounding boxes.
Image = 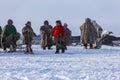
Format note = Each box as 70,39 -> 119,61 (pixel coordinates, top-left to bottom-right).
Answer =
0,45 -> 120,80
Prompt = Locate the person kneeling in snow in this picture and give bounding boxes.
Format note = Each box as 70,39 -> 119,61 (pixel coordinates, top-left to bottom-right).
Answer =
22,21 -> 35,54
52,20 -> 65,54
2,19 -> 19,52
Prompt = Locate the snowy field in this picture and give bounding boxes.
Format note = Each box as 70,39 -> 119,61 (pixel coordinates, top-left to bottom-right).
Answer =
0,45 -> 120,80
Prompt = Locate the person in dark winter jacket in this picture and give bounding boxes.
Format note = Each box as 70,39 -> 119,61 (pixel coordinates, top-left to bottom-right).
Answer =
22,21 -> 35,53
52,20 -> 65,53
40,20 -> 53,50
2,19 -> 18,52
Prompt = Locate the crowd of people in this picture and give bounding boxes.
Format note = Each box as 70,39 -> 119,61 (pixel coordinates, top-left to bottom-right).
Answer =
0,19 -> 72,54
40,20 -> 71,53
0,18 -> 104,54
0,19 -> 20,52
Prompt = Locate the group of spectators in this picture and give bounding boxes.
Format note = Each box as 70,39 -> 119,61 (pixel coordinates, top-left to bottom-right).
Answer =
40,20 -> 71,53
0,18 -> 104,54
0,19 -> 71,54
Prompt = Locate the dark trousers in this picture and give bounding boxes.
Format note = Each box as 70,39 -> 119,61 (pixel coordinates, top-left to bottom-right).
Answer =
55,38 -> 65,52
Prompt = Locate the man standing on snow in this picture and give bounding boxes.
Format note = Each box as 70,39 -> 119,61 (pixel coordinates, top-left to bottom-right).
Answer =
2,19 -> 18,52
22,21 -> 35,54
52,20 -> 65,53
40,20 -> 53,50
80,18 -> 97,49
63,23 -> 72,49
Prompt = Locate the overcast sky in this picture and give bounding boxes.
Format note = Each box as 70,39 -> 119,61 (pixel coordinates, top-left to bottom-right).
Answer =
0,0 -> 120,36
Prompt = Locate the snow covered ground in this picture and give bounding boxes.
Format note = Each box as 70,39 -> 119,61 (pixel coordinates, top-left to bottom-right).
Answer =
0,45 -> 120,80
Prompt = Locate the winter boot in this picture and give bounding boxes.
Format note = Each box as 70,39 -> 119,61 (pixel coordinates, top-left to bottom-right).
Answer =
84,44 -> 87,49
43,47 -> 46,50
3,47 -> 7,52
29,47 -> 33,54
61,48 -> 65,53
48,47 -> 52,50
90,44 -> 93,49
64,46 -> 67,50
55,49 -> 59,54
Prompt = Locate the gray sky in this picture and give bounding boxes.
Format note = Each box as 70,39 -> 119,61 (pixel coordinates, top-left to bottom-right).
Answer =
0,0 -> 120,36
